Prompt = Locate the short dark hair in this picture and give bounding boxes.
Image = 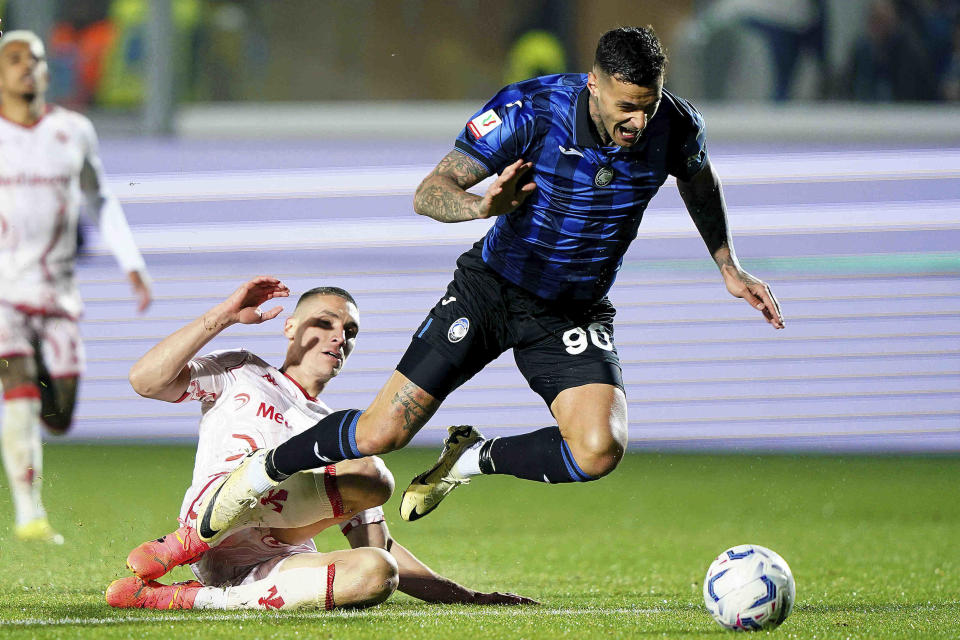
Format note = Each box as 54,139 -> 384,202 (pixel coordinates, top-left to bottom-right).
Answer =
594,26 -> 667,87
296,286 -> 357,310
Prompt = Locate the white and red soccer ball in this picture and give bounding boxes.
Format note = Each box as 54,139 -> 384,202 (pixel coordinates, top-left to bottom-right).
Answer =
703,544 -> 795,631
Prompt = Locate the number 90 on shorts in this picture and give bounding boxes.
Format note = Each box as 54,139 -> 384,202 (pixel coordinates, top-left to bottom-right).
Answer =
562,323 -> 614,355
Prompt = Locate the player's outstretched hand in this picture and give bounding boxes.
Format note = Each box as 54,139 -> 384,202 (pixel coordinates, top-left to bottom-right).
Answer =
128,270 -> 152,313
473,591 -> 540,605
720,266 -> 784,329
479,159 -> 537,219
222,276 -> 290,325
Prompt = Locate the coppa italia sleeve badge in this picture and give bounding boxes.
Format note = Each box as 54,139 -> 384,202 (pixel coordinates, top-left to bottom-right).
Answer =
467,109 -> 503,139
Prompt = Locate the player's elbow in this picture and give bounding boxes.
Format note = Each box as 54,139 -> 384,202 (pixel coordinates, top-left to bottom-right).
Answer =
127,365 -> 153,398
127,363 -> 170,400
412,179 -> 432,217
412,175 -> 455,220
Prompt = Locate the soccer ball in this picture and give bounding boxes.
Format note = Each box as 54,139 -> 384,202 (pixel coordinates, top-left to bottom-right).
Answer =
703,544 -> 795,631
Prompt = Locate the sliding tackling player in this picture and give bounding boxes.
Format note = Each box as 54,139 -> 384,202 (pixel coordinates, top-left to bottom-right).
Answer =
106,277 -> 533,610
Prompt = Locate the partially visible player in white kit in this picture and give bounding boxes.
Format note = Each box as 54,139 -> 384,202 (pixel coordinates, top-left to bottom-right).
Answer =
106,277 -> 534,611
0,30 -> 151,544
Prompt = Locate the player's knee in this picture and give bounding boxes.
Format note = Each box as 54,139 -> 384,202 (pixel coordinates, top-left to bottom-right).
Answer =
354,456 -> 395,509
568,430 -> 625,478
40,412 -> 73,435
355,425 -> 409,456
349,548 -> 398,607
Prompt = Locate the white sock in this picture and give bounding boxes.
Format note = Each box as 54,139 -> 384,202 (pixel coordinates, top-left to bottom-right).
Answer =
244,449 -> 278,494
1,397 -> 45,525
451,440 -> 485,479
193,587 -> 227,609
195,566 -> 332,610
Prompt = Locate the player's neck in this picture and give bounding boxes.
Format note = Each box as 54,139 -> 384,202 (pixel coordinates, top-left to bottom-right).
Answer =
279,365 -> 326,399
586,95 -> 613,146
0,93 -> 46,126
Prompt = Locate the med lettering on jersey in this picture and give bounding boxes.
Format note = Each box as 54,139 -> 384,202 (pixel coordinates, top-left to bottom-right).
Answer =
176,348 -> 385,541
177,349 -> 333,523
255,401 -> 291,428
454,73 -> 707,302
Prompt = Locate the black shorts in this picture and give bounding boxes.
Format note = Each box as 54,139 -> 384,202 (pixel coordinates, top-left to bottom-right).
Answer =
397,241 -> 624,406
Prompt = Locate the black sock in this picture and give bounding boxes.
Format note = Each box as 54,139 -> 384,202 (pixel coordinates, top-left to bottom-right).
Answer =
477,426 -> 595,483
268,409 -> 364,479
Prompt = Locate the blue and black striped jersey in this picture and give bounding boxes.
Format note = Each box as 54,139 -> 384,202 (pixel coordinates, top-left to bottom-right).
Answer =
454,73 -> 707,302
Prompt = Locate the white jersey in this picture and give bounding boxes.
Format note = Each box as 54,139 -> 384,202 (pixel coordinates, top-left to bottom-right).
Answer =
0,106 -> 146,318
177,348 -> 385,586
177,348 -> 335,522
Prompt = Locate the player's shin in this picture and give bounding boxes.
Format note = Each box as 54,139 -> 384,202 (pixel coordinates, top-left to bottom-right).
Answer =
197,565 -> 339,610
1,390 -> 46,525
267,409 -> 365,481
476,427 -> 596,483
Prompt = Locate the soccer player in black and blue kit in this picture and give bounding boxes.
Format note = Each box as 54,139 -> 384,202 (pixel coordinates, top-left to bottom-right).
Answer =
196,26 -> 784,543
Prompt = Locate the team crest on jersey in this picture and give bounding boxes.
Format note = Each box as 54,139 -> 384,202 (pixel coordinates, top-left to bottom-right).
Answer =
467,110 -> 502,139
448,317 -> 470,343
594,166 -> 615,187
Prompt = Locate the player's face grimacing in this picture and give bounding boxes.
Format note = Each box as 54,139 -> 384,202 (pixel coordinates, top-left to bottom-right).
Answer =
284,295 -> 359,383
0,41 -> 47,99
586,69 -> 662,147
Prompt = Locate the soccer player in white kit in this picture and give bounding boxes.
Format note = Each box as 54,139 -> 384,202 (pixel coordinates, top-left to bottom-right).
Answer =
106,277 -> 534,610
0,30 -> 151,544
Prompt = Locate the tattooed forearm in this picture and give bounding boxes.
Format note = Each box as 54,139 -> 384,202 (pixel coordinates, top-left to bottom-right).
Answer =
414,150 -> 491,222
414,181 -> 482,222
713,249 -> 736,268
390,382 -> 437,432
676,160 -> 732,261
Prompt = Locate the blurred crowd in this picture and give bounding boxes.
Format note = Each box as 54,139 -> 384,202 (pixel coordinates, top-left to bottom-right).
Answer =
847,0 -> 959,101
1,0 -> 957,106
676,0 -> 960,102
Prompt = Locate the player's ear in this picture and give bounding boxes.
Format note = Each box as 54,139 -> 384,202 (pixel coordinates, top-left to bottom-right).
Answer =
282,316 -> 296,339
587,70 -> 598,95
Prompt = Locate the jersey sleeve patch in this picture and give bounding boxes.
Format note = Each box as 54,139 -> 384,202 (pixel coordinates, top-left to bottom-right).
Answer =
467,109 -> 503,139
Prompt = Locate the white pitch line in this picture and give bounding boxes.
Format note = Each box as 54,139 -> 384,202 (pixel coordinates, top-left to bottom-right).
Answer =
0,606 -> 668,627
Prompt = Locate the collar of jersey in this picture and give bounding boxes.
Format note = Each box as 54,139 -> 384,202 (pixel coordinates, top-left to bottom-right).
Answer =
574,86 -> 605,148
280,369 -> 317,402
0,103 -> 53,130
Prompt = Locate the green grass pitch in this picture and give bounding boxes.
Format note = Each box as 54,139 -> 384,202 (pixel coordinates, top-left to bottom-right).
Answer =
0,445 -> 957,639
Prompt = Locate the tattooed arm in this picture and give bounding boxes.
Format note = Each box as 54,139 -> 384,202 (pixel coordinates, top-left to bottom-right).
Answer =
413,151 -> 537,223
677,160 -> 785,329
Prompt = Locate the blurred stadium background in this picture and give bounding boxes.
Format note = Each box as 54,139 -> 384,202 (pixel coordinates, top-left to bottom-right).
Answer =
3,0 -> 958,452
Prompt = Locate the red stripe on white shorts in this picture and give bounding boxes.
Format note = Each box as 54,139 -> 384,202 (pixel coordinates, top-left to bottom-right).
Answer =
3,384 -> 40,400
323,464 -> 344,518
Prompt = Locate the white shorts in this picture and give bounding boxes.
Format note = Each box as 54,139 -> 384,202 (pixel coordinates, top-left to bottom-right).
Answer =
193,528 -> 318,587
0,305 -> 84,377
